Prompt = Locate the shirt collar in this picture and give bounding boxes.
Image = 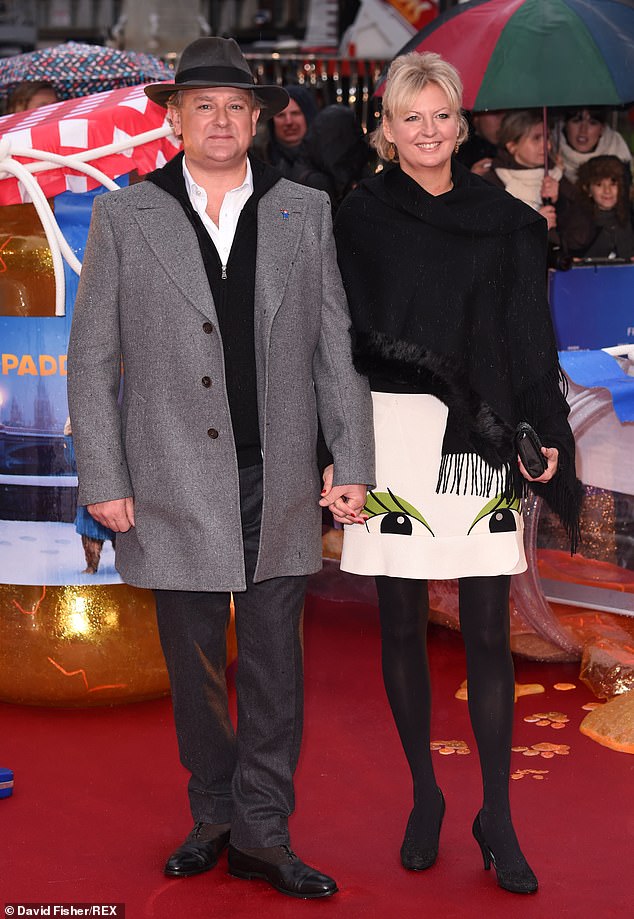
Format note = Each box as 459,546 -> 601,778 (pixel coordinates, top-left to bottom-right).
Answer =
182,156 -> 253,201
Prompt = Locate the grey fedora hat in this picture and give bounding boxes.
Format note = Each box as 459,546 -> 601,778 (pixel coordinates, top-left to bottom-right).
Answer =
144,37 -> 289,118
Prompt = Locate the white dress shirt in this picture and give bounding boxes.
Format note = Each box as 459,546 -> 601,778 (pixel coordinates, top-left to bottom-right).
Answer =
182,157 -> 254,268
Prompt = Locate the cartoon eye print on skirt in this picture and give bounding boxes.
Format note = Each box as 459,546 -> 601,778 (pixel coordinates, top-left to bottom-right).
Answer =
363,489 -> 435,537
467,495 -> 521,536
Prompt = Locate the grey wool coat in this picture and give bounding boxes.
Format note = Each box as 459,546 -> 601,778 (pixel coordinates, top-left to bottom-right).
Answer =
67,176 -> 375,592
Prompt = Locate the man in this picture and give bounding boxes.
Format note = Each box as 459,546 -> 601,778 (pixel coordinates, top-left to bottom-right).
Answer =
456,110 -> 506,176
67,37 -> 374,900
252,84 -> 317,177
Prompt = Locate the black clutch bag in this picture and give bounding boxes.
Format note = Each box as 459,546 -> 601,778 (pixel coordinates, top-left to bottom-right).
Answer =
515,422 -> 548,479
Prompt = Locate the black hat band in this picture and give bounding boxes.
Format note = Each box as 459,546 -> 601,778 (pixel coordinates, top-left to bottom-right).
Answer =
175,65 -> 255,86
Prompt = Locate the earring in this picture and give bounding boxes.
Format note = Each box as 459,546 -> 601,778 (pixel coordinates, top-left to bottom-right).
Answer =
454,141 -> 460,154
388,142 -> 397,161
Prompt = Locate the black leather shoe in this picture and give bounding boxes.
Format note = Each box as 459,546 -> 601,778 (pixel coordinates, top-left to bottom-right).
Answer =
228,845 -> 338,899
164,824 -> 231,878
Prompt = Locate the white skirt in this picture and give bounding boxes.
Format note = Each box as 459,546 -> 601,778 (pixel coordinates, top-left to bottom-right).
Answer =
341,392 -> 527,580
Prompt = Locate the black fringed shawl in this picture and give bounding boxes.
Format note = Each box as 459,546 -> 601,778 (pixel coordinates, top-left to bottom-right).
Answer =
334,160 -> 582,552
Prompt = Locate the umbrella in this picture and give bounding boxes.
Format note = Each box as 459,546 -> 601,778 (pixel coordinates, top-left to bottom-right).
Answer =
375,0 -> 634,110
0,41 -> 172,102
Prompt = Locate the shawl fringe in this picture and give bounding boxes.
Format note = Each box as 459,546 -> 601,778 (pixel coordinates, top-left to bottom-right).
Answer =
436,453 -> 513,499
536,473 -> 583,556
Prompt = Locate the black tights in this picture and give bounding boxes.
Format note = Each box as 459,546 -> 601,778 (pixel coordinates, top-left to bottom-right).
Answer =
376,574 -> 525,860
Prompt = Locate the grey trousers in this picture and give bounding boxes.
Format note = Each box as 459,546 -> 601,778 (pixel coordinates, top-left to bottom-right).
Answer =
154,464 -> 307,848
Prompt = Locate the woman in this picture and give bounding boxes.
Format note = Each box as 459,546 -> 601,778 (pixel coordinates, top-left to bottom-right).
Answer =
484,110 -> 572,231
561,155 -> 634,260
6,80 -> 58,114
484,110 -> 575,268
332,52 -> 581,895
557,108 -> 631,184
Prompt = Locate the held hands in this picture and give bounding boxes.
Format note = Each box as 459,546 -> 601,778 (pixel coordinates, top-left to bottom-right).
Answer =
319,464 -> 368,525
88,496 -> 135,532
518,446 -> 559,483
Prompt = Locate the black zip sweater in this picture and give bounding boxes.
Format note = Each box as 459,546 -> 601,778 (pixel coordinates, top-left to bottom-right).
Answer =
146,151 -> 281,468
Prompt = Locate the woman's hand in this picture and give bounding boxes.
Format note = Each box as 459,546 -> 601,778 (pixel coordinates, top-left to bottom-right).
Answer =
538,204 -> 557,230
319,463 -> 368,525
518,446 -> 559,483
541,175 -> 560,203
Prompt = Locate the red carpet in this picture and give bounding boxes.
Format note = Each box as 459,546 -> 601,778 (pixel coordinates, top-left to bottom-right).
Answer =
2,568 -> 633,919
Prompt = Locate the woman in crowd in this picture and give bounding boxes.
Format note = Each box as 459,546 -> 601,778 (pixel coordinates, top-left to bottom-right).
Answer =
6,80 -> 58,114
561,155 -> 634,260
332,51 -> 581,895
557,108 -> 631,184
484,109 -> 573,233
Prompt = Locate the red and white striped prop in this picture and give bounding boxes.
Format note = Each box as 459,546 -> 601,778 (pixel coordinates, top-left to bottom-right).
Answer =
0,84 -> 180,206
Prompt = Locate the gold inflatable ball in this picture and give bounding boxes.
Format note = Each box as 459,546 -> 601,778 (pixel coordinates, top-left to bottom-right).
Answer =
580,689 -> 634,754
0,583 -> 237,707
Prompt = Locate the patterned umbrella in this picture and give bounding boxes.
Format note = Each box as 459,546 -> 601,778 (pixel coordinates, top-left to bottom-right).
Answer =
375,0 -> 634,109
0,42 -> 172,102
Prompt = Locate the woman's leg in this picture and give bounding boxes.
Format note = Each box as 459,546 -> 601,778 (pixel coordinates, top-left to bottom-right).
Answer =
375,576 -> 443,857
458,575 -> 530,867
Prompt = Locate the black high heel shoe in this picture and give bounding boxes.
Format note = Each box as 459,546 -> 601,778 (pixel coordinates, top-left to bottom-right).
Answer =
400,788 -> 445,871
472,812 -> 538,894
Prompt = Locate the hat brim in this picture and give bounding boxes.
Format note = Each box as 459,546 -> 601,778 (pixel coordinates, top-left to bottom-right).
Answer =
144,81 -> 289,119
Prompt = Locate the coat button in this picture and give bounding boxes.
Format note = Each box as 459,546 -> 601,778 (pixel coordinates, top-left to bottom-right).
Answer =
207,428 -> 219,439
202,322 -> 214,334
202,376 -> 211,387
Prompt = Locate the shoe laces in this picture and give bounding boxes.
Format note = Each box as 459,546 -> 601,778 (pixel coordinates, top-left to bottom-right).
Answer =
281,845 -> 298,862
191,822 -> 206,839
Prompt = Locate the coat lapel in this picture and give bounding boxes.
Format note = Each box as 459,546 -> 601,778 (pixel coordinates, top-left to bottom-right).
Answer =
132,188 -> 218,324
254,185 -> 309,349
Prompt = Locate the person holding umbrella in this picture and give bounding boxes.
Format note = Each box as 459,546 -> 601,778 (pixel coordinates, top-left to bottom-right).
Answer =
333,50 -> 581,895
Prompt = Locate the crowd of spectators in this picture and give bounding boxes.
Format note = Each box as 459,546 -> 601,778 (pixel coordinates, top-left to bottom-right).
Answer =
2,76 -> 633,260
457,105 -> 634,263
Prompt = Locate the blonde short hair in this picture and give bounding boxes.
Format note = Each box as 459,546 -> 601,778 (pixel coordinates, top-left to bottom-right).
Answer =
372,52 -> 469,162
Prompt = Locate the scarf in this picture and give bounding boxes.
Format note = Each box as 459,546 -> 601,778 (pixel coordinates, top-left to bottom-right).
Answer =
334,160 -> 582,551
557,124 -> 632,183
494,163 -> 563,211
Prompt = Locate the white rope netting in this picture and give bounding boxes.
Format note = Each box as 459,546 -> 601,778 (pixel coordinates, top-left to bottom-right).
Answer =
0,123 -> 173,315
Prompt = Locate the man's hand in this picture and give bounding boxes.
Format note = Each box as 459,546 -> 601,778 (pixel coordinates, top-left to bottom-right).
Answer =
319,464 -> 367,525
87,497 -> 135,532
471,157 -> 493,176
